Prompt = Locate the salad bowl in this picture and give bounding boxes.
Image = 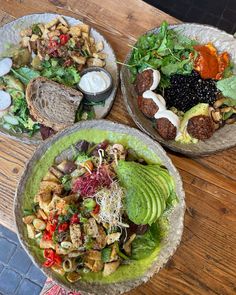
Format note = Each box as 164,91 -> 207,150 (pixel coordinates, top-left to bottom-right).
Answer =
121,23 -> 236,156
15,120 -> 185,294
0,13 -> 118,144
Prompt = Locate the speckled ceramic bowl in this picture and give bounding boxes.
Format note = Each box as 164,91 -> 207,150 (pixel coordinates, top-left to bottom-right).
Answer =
0,13 -> 118,144
121,23 -> 236,157
15,120 -> 185,295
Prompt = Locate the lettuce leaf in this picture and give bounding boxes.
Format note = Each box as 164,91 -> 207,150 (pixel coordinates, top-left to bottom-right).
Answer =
217,76 -> 236,100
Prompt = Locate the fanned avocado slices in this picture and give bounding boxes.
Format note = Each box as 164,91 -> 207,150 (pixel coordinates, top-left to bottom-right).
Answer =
116,161 -> 177,225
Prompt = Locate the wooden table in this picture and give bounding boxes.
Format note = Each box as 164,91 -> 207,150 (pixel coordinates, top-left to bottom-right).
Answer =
0,1 -> 235,294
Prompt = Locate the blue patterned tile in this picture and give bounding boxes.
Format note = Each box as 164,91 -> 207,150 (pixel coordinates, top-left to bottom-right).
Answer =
9,247 -> 32,275
16,279 -> 42,295
0,237 -> 16,264
27,263 -> 46,286
0,267 -> 21,294
0,225 -> 19,244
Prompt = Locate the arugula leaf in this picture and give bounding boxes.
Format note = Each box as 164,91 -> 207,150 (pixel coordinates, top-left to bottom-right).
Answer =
10,96 -> 40,135
128,21 -> 197,88
41,59 -> 80,87
11,67 -> 40,85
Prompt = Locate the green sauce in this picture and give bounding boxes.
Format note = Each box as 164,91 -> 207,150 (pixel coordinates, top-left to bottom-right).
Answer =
22,129 -> 167,283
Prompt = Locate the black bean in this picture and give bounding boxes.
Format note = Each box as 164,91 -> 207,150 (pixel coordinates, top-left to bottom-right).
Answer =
164,71 -> 219,112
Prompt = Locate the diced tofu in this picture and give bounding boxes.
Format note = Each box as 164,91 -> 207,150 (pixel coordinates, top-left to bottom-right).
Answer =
40,238 -> 55,249
123,233 -> 136,256
33,218 -> 46,231
20,28 -> 32,37
106,232 -> 121,245
103,261 -> 120,276
22,215 -> 35,225
26,224 -> 35,239
69,26 -> 81,37
82,32 -> 89,39
21,36 -> 30,48
86,250 -> 102,261
87,57 -> 105,67
92,52 -> 107,60
94,226 -> 106,249
41,28 -> 50,40
57,23 -> 69,34
45,18 -> 59,29
85,251 -> 104,272
48,30 -> 61,38
71,53 -> 86,65
43,171 -> 59,182
95,41 -> 104,52
89,37 -> 95,44
37,209 -> 48,220
93,260 -> 104,272
30,34 -> 39,42
49,166 -> 63,179
58,16 -> 68,27
110,244 -> 118,261
84,218 -> 99,238
48,195 -> 65,212
80,23 -> 90,33
70,224 -> 82,248
39,180 -> 63,195
51,265 -> 65,276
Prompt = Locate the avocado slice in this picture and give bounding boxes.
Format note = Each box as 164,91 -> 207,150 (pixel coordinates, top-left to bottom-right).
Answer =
116,162 -> 153,224
129,168 -> 161,225
176,103 -> 209,144
133,165 -> 165,223
116,161 -> 173,225
145,166 -> 174,198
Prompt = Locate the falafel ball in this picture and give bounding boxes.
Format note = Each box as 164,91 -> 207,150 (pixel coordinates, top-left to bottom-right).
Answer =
156,118 -> 177,140
187,115 -> 215,140
137,96 -> 159,118
135,69 -> 153,95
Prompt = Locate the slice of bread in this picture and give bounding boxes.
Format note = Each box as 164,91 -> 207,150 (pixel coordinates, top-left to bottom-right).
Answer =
26,77 -> 83,131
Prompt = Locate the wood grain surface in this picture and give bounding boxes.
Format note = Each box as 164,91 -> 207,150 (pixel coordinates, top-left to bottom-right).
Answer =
0,1 -> 235,294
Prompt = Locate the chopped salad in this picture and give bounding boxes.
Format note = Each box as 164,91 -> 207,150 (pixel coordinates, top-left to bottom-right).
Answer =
0,16 -> 107,138
23,139 -> 178,282
127,21 -> 236,143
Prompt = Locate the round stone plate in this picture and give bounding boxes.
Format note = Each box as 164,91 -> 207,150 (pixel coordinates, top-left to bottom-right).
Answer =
0,13 -> 118,144
15,120 -> 185,295
121,24 -> 236,157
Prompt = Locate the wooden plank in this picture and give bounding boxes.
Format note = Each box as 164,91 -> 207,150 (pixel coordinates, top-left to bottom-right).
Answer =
0,2 -> 235,295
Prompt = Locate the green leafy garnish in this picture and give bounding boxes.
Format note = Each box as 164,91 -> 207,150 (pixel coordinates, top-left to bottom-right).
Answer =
61,175 -> 72,191
32,24 -> 42,36
41,59 -> 80,87
217,76 -> 236,101
128,21 -> 197,87
101,248 -> 112,263
11,67 -> 40,85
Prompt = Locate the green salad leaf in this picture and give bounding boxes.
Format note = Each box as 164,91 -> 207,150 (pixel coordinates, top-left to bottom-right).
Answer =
11,67 -> 40,85
217,76 -> 236,101
128,21 -> 198,87
41,59 -> 80,87
131,222 -> 163,260
11,96 -> 40,136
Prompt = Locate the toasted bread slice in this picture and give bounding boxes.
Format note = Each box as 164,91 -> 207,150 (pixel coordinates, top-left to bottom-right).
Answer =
26,77 -> 83,131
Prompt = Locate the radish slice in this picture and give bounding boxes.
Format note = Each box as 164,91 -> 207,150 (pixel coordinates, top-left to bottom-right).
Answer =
0,90 -> 11,111
0,58 -> 13,77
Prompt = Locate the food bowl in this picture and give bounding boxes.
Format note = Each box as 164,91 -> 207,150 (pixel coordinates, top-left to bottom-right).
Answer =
121,23 -> 236,156
15,120 -> 185,295
77,67 -> 113,102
